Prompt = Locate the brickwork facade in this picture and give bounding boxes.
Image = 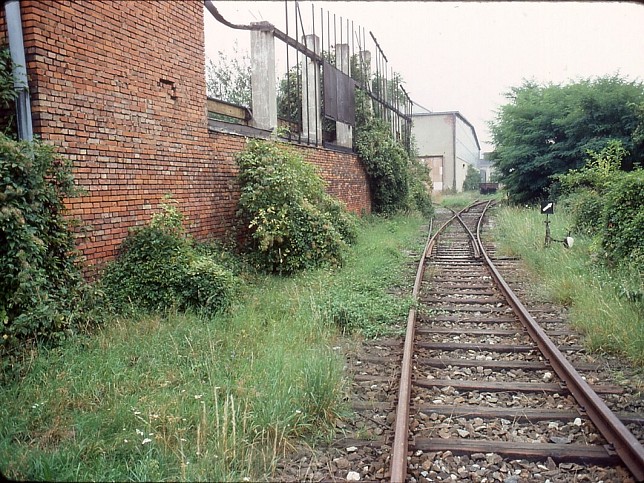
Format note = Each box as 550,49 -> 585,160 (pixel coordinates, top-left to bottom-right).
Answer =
0,1 -> 370,271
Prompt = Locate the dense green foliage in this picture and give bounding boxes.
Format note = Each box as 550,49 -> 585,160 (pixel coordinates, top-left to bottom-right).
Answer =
0,133 -> 94,357
556,140 -> 643,274
407,155 -> 434,218
490,75 -> 644,203
354,117 -> 433,217
462,163 -> 481,191
236,139 -> 357,274
556,140 -> 625,235
355,117 -> 410,214
1,46 -> 16,135
603,170 -> 644,270
102,201 -> 239,314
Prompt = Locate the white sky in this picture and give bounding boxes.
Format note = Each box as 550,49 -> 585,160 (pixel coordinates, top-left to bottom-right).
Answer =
204,1 -> 644,152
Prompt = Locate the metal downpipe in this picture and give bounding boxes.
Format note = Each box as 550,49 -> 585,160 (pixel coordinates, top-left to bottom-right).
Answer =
4,0 -> 33,141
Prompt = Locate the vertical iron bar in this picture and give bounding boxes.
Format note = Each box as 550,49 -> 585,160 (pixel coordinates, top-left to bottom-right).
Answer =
312,3 -> 318,145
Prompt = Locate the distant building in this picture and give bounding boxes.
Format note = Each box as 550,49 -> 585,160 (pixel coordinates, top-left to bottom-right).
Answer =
478,152 -> 495,183
412,110 -> 481,192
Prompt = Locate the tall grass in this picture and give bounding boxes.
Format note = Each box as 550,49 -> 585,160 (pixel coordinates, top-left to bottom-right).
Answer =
493,205 -> 643,366
0,213 -> 427,481
434,191 -> 502,209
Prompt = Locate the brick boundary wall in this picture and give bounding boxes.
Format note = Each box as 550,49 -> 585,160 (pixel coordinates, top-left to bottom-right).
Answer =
0,1 -> 371,273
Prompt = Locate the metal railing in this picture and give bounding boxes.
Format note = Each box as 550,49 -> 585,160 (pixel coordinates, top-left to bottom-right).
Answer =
205,0 -> 413,153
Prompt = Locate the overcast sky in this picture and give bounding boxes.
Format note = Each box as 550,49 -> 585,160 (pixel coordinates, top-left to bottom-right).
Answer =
204,1 -> 644,152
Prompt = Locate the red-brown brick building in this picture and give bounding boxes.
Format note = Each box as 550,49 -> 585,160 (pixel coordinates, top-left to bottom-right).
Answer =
0,0 -> 371,271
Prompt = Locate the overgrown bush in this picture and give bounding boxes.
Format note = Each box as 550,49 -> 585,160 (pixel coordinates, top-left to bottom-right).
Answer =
236,139 -> 357,274
1,46 -> 17,136
406,156 -> 434,218
559,189 -> 603,236
555,140 -> 628,237
0,133 -> 94,354
555,139 -> 643,285
355,118 -> 409,215
101,200 -> 239,314
603,170 -> 644,269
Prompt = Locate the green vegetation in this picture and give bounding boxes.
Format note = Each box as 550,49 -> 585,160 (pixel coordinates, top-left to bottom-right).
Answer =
493,205 -> 643,365
1,46 -> 17,134
555,140 -> 643,280
101,199 -> 240,315
434,191 -> 500,210
205,42 -> 251,107
490,75 -> 644,203
0,213 -> 427,481
462,163 -> 481,192
236,138 -> 358,274
0,132 -> 97,371
355,115 -> 433,218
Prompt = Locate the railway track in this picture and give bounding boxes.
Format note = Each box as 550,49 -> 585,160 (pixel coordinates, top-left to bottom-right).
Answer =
390,201 -> 644,482
274,202 -> 643,482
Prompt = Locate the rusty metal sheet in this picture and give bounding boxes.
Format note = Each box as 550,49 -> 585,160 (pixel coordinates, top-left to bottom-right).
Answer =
323,61 -> 355,125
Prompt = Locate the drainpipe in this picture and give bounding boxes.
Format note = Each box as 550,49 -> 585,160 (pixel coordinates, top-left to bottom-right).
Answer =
5,0 -> 33,141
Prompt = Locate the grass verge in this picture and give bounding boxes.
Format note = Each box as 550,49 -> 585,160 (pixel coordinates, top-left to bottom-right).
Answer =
0,213 -> 427,481
492,205 -> 643,366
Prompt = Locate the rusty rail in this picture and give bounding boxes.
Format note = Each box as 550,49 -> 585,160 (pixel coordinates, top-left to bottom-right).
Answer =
390,201 -> 644,482
476,201 -> 644,482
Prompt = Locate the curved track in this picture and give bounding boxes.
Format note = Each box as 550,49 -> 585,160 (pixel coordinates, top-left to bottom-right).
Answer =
390,201 -> 644,482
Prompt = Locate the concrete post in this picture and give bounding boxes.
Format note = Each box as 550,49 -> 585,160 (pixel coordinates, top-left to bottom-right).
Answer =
358,50 -> 373,114
335,43 -> 352,148
301,34 -> 321,144
250,22 -> 277,131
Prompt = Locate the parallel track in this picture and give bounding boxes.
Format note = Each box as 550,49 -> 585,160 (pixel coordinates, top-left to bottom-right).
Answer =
389,201 -> 644,482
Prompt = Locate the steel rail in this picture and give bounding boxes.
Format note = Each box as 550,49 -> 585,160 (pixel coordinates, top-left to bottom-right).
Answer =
390,202 -> 482,483
476,201 -> 644,482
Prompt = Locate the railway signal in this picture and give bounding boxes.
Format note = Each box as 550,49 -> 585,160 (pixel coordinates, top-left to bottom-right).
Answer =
541,201 -> 574,248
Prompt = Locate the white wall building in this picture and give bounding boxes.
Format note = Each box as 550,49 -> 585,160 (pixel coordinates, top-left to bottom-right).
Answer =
412,111 -> 481,192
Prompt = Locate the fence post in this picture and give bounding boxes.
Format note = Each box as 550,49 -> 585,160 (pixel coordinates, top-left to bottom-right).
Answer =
359,50 -> 373,114
250,22 -> 277,131
301,34 -> 321,144
335,43 -> 353,149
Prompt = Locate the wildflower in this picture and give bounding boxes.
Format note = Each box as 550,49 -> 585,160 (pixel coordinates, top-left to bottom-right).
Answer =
136,429 -> 144,436
142,438 -> 152,445
124,439 -> 129,443
194,394 -> 203,399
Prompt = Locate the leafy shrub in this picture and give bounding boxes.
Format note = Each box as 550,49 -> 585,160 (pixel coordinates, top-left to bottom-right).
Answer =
101,200 -> 239,314
406,156 -> 434,218
0,133 -> 95,354
560,189 -> 603,236
236,139 -> 357,274
1,46 -> 17,135
555,140 -> 629,237
355,118 -> 409,215
603,170 -> 644,269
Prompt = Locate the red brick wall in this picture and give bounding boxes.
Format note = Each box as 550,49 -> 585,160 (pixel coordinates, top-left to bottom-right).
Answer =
9,0 -> 370,272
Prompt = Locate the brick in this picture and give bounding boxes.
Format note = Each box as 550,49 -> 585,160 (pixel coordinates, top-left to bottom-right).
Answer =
2,0 -> 371,272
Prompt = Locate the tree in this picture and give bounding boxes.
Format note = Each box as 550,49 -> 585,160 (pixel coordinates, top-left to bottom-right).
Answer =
490,76 -> 644,203
205,42 -> 251,107
462,164 -> 481,191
